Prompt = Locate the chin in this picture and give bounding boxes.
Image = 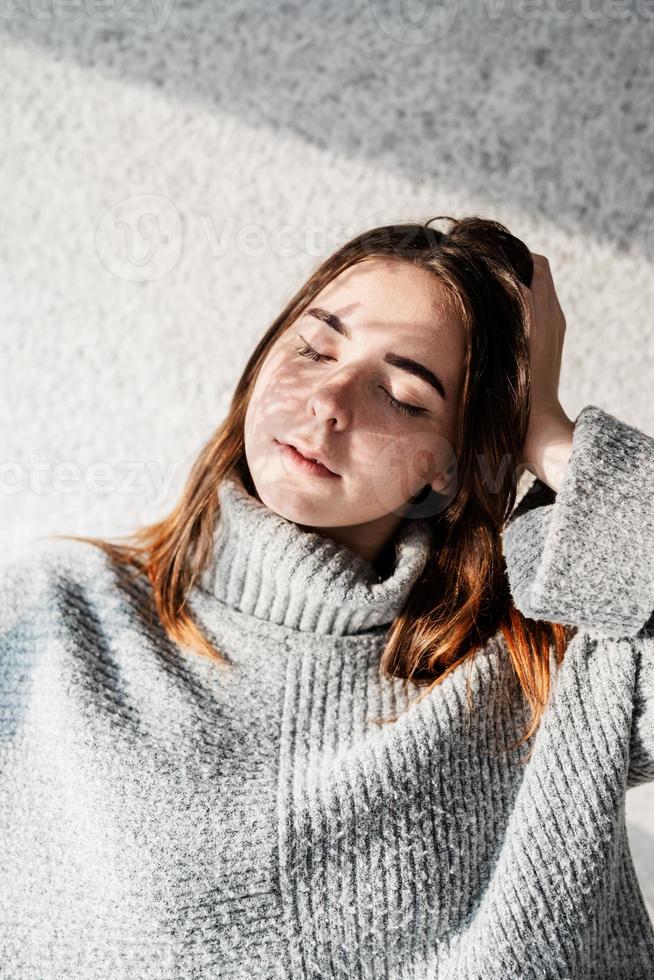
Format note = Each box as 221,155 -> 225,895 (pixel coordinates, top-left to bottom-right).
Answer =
265,484 -> 344,528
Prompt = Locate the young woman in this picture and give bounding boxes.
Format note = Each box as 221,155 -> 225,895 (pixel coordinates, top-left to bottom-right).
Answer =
1,216 -> 653,979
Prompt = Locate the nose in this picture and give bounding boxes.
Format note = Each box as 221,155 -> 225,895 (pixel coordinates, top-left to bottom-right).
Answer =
306,370 -> 357,428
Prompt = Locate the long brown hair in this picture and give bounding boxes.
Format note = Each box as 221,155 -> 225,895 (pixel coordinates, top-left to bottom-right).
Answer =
52,215 -> 574,760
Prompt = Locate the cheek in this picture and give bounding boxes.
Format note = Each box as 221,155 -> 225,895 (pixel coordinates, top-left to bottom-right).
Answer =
251,353 -> 303,416
364,429 -> 455,494
245,366 -> 278,442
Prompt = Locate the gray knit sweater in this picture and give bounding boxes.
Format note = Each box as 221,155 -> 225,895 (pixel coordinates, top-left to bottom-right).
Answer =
1,404 -> 653,979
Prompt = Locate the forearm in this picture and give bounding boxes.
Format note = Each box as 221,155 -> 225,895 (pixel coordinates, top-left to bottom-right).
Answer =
521,412 -> 575,493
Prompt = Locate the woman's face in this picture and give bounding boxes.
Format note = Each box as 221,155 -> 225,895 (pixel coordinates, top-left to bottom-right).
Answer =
243,256 -> 466,564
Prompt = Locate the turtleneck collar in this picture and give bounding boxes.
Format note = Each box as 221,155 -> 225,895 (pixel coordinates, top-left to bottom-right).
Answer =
195,471 -> 433,637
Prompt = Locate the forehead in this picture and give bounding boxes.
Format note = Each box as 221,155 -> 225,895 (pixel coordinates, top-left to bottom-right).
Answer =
311,256 -> 463,353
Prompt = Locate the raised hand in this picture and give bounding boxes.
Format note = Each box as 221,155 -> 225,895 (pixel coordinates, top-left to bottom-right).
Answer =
517,253 -> 575,492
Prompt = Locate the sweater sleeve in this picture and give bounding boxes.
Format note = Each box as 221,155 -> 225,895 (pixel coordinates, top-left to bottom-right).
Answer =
502,404 -> 654,639
502,403 -> 654,787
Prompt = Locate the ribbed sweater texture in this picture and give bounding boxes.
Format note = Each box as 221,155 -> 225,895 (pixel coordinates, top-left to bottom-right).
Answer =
1,404 -> 654,979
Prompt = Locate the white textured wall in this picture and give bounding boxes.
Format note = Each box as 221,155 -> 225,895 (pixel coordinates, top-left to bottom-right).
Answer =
2,0 -> 653,917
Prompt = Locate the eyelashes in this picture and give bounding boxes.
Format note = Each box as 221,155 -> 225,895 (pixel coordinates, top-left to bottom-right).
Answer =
294,341 -> 326,364
293,340 -> 426,418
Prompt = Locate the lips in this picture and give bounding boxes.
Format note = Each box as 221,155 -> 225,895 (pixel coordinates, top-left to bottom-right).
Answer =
275,439 -> 340,476
292,444 -> 336,474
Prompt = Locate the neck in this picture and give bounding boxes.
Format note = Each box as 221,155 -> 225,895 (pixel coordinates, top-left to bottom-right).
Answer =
296,510 -> 406,578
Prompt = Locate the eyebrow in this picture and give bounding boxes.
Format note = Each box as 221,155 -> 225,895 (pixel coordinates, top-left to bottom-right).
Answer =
304,306 -> 448,401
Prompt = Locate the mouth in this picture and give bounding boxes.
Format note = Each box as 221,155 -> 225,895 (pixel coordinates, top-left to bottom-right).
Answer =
274,439 -> 341,479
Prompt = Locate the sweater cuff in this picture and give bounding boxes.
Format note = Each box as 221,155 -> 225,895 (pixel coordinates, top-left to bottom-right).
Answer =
502,404 -> 654,639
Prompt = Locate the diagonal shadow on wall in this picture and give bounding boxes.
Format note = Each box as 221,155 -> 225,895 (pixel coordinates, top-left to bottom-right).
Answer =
2,0 -> 653,260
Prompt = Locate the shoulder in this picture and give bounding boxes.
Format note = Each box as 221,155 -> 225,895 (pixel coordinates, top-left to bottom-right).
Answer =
0,537 -> 150,636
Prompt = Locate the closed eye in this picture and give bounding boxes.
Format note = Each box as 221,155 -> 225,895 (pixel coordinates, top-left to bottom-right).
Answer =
293,337 -> 427,418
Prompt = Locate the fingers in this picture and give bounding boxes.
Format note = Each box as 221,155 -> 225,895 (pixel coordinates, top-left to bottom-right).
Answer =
522,253 -> 567,343
517,254 -> 549,296
530,254 -> 566,322
524,254 -> 556,308
530,255 -> 551,286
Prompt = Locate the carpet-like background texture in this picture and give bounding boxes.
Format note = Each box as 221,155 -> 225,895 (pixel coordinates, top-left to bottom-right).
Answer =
2,0 -> 653,921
